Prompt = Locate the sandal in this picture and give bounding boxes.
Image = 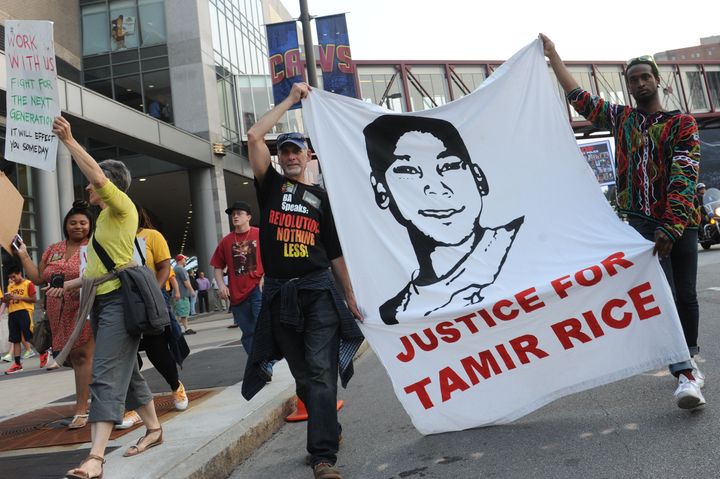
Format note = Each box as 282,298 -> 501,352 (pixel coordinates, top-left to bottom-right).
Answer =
65,454 -> 105,479
123,427 -> 163,457
68,414 -> 89,429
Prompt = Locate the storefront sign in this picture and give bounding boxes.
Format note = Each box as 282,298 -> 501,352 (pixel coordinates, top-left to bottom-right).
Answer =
4,20 -> 60,172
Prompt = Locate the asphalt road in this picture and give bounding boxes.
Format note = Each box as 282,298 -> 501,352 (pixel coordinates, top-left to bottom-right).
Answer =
232,246 -> 720,479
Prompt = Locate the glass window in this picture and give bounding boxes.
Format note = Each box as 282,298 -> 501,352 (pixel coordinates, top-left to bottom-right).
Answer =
143,69 -> 172,122
567,65 -> 595,121
680,66 -> 710,113
111,48 -> 139,62
140,44 -> 167,58
141,56 -> 169,70
217,75 -> 239,143
706,66 -> 720,111
110,0 -> 140,51
596,66 -> 629,105
84,67 -> 112,82
112,61 -> 140,76
357,66 -> 405,112
82,4 -> 110,55
407,66 -> 448,111
86,79 -> 114,98
657,66 -> 685,112
251,75 -> 271,123
138,0 -> 166,46
450,65 -> 486,99
237,75 -> 255,132
84,54 -> 110,68
113,75 -> 144,111
209,5 -> 221,56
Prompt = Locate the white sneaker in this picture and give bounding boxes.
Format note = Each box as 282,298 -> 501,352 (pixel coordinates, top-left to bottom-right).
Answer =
173,381 -> 189,411
674,375 -> 706,410
21,350 -> 36,359
690,359 -> 705,389
1,353 -> 11,362
115,410 -> 143,429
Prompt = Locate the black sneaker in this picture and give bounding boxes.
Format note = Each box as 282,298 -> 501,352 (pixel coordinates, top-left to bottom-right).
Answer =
183,329 -> 197,335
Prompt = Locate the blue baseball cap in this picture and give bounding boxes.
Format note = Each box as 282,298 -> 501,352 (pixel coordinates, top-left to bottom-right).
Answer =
277,132 -> 307,150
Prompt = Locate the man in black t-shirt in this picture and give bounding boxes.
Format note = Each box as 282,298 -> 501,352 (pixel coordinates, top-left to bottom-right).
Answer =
244,82 -> 363,479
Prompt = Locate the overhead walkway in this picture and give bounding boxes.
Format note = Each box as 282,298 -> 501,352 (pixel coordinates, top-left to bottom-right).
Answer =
353,59 -> 720,136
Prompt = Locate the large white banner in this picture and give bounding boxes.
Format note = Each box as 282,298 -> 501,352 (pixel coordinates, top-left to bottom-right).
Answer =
4,20 -> 60,172
302,40 -> 690,434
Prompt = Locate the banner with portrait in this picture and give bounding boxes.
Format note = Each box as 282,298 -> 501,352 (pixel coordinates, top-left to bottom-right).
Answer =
266,20 -> 303,110
301,40 -> 689,434
315,14 -> 358,99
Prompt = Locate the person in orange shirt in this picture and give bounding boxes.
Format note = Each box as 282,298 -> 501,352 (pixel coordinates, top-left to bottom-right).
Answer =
1,266 -> 38,374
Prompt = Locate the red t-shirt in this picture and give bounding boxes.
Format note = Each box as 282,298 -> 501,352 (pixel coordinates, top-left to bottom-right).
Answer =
210,227 -> 264,305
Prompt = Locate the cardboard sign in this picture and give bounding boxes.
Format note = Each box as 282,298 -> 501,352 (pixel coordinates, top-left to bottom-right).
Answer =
0,172 -> 24,254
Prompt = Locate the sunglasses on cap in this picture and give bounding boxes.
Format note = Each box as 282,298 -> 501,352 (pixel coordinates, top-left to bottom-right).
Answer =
626,55 -> 659,76
277,132 -> 305,142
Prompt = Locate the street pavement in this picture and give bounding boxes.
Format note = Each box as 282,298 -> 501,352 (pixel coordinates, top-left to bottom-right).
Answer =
231,247 -> 720,479
0,310 -> 300,479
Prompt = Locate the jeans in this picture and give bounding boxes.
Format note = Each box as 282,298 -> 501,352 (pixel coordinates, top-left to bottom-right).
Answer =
230,286 -> 262,355
629,218 -> 699,375
271,289 -> 341,467
189,294 -> 197,316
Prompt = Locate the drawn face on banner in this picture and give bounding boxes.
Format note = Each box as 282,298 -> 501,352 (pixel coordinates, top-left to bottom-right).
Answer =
365,116 -> 488,246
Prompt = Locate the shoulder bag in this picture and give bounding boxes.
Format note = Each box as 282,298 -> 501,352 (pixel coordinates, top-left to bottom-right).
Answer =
92,235 -> 170,336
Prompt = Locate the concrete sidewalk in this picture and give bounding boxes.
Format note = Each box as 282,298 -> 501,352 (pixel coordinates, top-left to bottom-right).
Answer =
0,312 -> 303,479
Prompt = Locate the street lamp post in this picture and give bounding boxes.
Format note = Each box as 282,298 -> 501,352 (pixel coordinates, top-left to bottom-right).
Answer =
299,0 -> 318,87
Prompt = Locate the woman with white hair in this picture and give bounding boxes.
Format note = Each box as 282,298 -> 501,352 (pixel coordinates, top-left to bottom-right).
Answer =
52,117 -> 163,479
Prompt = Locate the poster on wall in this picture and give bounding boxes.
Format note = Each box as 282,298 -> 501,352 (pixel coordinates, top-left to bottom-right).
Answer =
111,14 -> 135,50
4,20 -> 60,172
315,14 -> 357,99
266,20 -> 303,110
301,40 -> 688,434
579,139 -> 615,186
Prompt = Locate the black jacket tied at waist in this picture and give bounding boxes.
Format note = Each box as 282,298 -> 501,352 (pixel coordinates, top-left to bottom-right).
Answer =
241,268 -> 364,401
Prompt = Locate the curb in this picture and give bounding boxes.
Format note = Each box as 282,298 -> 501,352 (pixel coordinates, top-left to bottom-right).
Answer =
158,339 -> 370,479
158,384 -> 296,479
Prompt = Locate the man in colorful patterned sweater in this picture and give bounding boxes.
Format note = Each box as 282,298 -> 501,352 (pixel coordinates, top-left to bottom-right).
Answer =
540,34 -> 705,410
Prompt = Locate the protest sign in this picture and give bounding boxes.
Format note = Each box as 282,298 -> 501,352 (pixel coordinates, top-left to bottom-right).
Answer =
302,39 -> 689,434
4,20 -> 60,172
579,139 -> 615,186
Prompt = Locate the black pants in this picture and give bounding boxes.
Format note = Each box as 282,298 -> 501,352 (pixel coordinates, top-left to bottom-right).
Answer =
197,290 -> 209,313
140,332 -> 180,391
270,289 -> 341,467
629,218 -> 699,372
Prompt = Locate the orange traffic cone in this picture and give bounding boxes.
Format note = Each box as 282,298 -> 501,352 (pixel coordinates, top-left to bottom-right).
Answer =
285,397 -> 345,422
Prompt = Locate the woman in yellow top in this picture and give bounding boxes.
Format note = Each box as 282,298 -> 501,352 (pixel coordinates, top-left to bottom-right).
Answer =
52,116 -> 163,479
